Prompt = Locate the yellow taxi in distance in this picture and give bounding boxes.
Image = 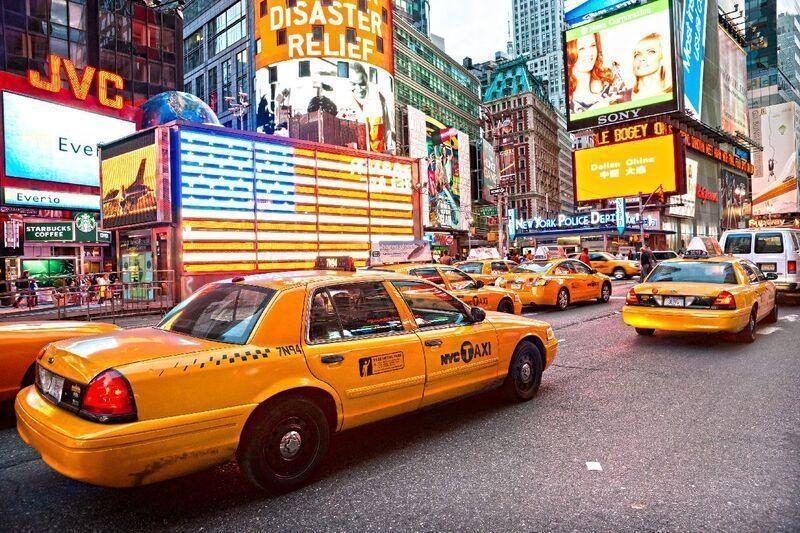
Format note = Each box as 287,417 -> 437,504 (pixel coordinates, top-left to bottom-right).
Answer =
569,252 -> 641,280
495,259 -> 613,311
623,246 -> 779,342
370,263 -> 523,315
16,270 -> 557,492
454,259 -> 518,284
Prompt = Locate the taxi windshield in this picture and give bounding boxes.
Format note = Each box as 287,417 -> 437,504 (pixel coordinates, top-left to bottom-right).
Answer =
457,262 -> 483,274
647,262 -> 738,284
513,262 -> 551,274
159,284 -> 275,344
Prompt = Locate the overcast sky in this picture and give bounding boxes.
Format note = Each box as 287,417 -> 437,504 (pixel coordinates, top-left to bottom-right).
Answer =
428,0 -> 512,64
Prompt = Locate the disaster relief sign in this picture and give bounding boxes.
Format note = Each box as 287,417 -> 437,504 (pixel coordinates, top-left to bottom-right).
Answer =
573,133 -> 683,203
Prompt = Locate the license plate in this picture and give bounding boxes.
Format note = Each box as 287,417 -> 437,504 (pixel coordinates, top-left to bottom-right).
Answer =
664,296 -> 685,308
38,366 -> 64,401
758,263 -> 777,273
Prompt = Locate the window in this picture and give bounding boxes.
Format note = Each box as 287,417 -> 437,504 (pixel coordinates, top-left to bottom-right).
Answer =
392,281 -> 470,328
648,263 -> 738,284
159,284 -> 275,344
312,25 -> 324,42
277,29 -> 287,45
346,27 -> 357,44
298,60 -> 310,77
589,253 -> 607,262
724,234 -> 752,254
755,233 -> 784,254
741,261 -> 765,283
571,261 -> 592,274
259,0 -> 267,17
410,268 -> 444,285
308,283 -> 404,343
337,61 -> 349,78
457,262 -> 484,275
440,268 -> 477,290
491,262 -> 510,272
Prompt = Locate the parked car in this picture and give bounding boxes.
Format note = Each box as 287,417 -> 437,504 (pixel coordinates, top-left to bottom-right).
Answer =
720,229 -> 800,296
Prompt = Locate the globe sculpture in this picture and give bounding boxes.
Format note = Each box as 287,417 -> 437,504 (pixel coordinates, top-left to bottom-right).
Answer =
139,91 -> 220,128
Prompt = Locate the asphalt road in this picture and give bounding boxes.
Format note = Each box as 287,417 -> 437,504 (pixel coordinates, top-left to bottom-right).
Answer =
1,280 -> 798,532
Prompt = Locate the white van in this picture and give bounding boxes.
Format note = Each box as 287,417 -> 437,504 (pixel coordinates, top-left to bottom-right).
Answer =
720,229 -> 800,294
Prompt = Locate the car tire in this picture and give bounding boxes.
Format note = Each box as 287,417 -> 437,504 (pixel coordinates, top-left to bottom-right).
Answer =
497,298 -> 515,314
237,396 -> 330,493
735,308 -> 758,344
765,300 -> 778,324
556,288 -> 570,311
635,328 -> 655,336
613,268 -> 626,280
598,282 -> 612,304
502,340 -> 543,402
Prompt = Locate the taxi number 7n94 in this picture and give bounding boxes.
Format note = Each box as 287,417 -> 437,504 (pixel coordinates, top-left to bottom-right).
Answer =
16,271 -> 558,493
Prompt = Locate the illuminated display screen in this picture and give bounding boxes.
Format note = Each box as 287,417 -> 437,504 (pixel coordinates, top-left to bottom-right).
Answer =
3,92 -> 135,187
100,131 -> 159,228
178,128 -> 415,273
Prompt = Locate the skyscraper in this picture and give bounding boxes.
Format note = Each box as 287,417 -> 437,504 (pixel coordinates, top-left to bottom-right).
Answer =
746,0 -> 800,108
394,0 -> 431,37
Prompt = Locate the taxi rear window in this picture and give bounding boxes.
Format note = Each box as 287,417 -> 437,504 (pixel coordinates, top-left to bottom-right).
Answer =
457,262 -> 483,274
513,262 -> 551,273
648,263 -> 738,284
159,284 -> 275,344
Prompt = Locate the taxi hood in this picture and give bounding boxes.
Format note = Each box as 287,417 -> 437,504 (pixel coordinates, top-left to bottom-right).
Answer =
634,282 -> 738,297
40,328 -> 225,384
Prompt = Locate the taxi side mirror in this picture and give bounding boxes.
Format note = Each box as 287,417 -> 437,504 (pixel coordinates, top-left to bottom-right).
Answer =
475,280 -> 485,289
765,273 -> 779,281
470,306 -> 486,323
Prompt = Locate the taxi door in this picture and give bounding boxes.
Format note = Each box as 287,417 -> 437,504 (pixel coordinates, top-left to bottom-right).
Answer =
552,261 -> 586,301
302,281 -> 426,430
390,279 -> 499,407
742,261 -> 777,321
570,260 -> 599,301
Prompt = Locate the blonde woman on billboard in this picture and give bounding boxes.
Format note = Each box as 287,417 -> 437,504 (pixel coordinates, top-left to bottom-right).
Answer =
567,33 -> 629,114
631,33 -> 673,100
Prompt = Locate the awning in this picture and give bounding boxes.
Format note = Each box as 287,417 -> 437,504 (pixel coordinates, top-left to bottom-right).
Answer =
515,227 -> 676,239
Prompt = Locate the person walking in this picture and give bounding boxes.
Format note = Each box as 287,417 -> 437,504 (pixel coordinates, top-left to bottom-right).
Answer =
640,245 -> 657,279
12,271 -> 31,308
579,247 -> 591,265
439,251 -> 453,265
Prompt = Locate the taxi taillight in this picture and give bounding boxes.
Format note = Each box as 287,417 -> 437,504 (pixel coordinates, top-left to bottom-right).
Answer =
711,291 -> 737,310
625,288 -> 639,305
80,369 -> 137,423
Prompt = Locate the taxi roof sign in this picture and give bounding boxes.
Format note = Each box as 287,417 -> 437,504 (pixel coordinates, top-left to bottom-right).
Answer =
684,236 -> 724,258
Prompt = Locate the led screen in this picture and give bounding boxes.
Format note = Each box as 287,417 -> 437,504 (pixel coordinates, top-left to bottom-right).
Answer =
101,132 -> 159,228
563,0 -> 678,131
3,92 -> 135,186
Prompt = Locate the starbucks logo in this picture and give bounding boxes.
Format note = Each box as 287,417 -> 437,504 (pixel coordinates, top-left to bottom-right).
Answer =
75,213 -> 97,233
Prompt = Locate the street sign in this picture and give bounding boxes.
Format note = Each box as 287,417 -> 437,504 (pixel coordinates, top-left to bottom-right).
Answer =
507,208 -> 517,241
490,187 -> 504,196
615,198 -> 627,236
479,206 -> 498,217
24,222 -> 74,242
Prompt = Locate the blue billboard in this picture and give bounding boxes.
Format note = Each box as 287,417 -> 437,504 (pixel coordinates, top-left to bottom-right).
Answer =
680,0 -> 707,117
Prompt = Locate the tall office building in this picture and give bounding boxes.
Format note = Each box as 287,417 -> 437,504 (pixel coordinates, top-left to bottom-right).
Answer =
746,0 -> 800,108
182,0 -> 251,129
394,0 -> 430,37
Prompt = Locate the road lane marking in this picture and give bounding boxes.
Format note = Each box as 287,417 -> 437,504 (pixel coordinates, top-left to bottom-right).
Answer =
780,314 -> 797,322
586,461 -> 603,472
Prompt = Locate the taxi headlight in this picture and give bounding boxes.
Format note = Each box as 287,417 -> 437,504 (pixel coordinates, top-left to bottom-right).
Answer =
546,327 -> 555,341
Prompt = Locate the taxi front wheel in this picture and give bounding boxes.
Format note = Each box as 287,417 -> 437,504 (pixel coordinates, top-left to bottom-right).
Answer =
237,396 -> 330,493
502,341 -> 543,402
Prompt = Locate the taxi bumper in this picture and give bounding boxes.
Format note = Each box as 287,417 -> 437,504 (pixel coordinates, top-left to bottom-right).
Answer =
15,386 -> 251,487
622,305 -> 751,333
543,337 -> 559,369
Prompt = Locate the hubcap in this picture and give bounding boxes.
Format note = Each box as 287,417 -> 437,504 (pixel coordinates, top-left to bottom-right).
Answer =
279,430 -> 303,459
559,292 -> 567,307
520,361 -> 532,383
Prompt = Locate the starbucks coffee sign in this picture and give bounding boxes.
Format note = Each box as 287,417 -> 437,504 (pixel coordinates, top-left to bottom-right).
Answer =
24,222 -> 75,242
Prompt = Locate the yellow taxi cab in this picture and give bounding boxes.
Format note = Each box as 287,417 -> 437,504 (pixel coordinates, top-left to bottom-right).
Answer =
568,251 -> 641,280
454,259 -> 518,285
0,321 -> 120,414
495,258 -> 613,311
622,237 -> 779,342
16,270 -> 558,492
370,263 -> 523,315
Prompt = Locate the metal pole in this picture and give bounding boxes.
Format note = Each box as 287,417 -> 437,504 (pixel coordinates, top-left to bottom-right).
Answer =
639,191 -> 645,247
497,191 -> 505,257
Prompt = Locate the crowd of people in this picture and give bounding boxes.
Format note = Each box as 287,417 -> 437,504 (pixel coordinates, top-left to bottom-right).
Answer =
9,272 -> 121,309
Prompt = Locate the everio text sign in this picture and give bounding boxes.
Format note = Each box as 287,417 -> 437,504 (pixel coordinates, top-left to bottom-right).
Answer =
573,134 -> 683,203
255,0 -> 394,73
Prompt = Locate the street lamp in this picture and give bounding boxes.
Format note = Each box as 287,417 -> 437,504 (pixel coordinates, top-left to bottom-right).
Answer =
225,92 -> 250,130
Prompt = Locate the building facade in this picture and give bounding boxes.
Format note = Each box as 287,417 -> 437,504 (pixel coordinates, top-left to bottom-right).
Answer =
747,0 -> 800,109
484,58 -> 561,223
394,0 -> 430,37
182,0 -> 251,129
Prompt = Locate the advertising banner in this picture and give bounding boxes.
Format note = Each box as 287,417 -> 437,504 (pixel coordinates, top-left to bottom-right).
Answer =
668,156 -> 699,218
481,139 -> 499,204
680,0 -> 707,118
426,117 -> 465,229
370,240 -> 432,266
565,0 -> 639,28
718,27 -> 748,136
498,148 -> 516,186
720,169 -> 750,229
750,103 -> 799,216
3,92 -> 135,187
253,0 -> 395,153
573,133 -> 683,203
563,0 -> 678,132
100,131 -> 159,228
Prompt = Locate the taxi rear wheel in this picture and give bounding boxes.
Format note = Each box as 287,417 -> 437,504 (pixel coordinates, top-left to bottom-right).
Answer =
635,328 -> 655,336
497,298 -> 515,314
598,283 -> 612,304
237,396 -> 330,493
502,340 -> 543,402
735,308 -> 758,344
556,288 -> 570,311
613,268 -> 627,280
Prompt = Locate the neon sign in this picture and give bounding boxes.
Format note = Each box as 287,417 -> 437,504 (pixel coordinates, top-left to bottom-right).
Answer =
27,55 -> 124,110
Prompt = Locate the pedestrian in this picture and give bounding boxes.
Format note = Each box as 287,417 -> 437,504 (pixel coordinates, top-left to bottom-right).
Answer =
12,271 -> 31,308
439,251 -> 453,265
579,247 -> 591,265
640,245 -> 657,279
677,239 -> 687,256
97,273 -> 109,304
627,250 -> 635,261
524,250 -> 534,262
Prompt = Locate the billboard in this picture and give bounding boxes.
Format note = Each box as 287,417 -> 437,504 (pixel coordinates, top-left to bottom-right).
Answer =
481,139 -> 499,204
176,127 -> 417,273
718,27 -> 748,136
573,133 -> 683,203
100,131 -> 159,228
668,156 -> 698,218
254,0 -> 395,153
680,0 -> 707,118
426,117 -> 468,229
565,0 -> 639,27
750,103 -> 799,216
3,92 -> 135,187
720,169 -> 750,229
563,0 -> 678,132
